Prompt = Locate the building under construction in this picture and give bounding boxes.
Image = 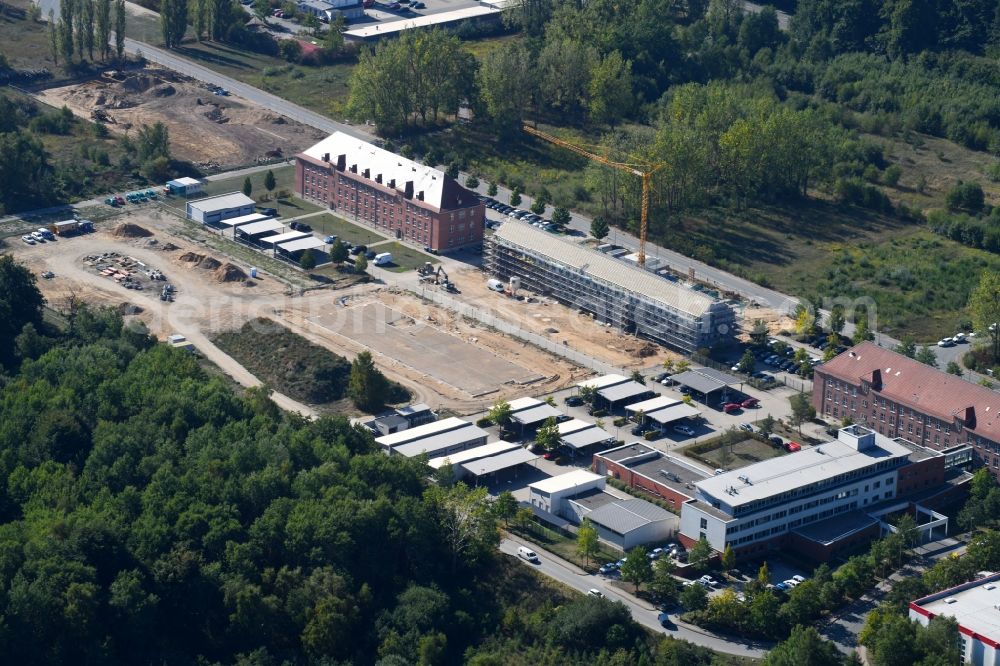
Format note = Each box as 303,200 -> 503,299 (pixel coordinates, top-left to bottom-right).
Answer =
485,221 -> 736,353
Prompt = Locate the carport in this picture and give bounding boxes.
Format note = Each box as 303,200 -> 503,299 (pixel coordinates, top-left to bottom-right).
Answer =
670,368 -> 739,404
558,419 -> 615,454
260,231 -> 309,255
625,395 -> 679,420
235,219 -> 285,247
461,447 -> 539,484
508,397 -> 564,437
278,236 -> 327,265
597,380 -> 654,411
216,212 -> 272,238
646,403 -> 701,429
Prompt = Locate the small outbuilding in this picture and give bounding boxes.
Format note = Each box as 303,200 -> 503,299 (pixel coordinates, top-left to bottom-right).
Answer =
186,192 -> 256,225
166,177 -> 203,196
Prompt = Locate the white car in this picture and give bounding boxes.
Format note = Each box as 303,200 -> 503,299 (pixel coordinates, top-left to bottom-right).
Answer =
31,231 -> 46,242
673,424 -> 695,437
784,578 -> 800,588
791,575 -> 806,584
937,338 -> 955,347
699,575 -> 719,587
587,588 -> 604,598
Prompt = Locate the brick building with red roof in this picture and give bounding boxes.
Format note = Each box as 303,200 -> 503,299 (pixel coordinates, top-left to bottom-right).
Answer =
814,342 -> 1000,478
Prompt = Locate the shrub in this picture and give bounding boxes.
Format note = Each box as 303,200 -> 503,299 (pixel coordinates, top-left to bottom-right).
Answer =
475,417 -> 492,427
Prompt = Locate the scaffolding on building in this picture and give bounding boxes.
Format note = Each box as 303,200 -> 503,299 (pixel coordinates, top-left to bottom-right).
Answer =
485,222 -> 736,354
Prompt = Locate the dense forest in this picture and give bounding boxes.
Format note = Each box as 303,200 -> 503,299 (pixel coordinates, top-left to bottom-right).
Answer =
0,255 -> 775,664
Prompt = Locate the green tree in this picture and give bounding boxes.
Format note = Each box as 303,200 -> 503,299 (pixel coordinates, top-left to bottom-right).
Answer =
487,182 -> 497,196
620,546 -> 653,593
853,316 -> 875,344
970,271 -> 1000,362
589,50 -> 633,126
330,240 -> 349,263
737,349 -> 756,374
630,369 -> 646,385
136,122 -> 170,162
590,216 -> 609,241
749,319 -> 768,347
160,0 -> 188,48
264,169 -> 276,193
576,518 -> 599,566
465,175 -> 479,189
488,399 -> 513,434
476,41 -> 533,137
758,414 -> 776,438
347,350 -> 389,412
789,392 -> 815,434
534,416 -> 560,452
537,38 -> 596,118
680,581 -> 708,610
354,253 -> 368,274
795,307 -> 816,335
578,384 -> 597,407
650,557 -> 679,603
0,256 -> 46,368
530,198 -> 545,215
493,490 -> 517,528
828,305 -> 846,335
551,206 -> 571,229
95,0 -> 110,59
946,361 -> 963,376
510,187 -> 522,207
242,176 -> 252,197
688,536 -> 712,572
895,336 -> 916,358
915,345 -> 938,367
757,561 -> 770,588
299,249 -> 317,270
114,0 -> 125,60
764,625 -> 843,666
49,9 -> 59,64
721,543 -> 735,571
82,0 -> 95,60
427,482 -> 499,573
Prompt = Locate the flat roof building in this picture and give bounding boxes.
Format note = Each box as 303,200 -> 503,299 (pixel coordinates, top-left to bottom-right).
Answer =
186,192 -> 256,225
593,443 -> 708,511
166,177 -> 203,196
376,417 -> 489,458
296,132 -> 484,253
584,498 -> 677,551
910,572 -> 1000,665
815,341 -> 1000,481
678,424 -> 965,561
528,470 -> 605,519
486,221 -> 736,353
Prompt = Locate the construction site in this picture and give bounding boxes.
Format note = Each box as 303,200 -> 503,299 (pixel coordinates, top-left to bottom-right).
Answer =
39,68 -> 326,168
485,221 -> 738,354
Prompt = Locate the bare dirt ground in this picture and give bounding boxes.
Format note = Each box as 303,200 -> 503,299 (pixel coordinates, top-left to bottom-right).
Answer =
11,209 -> 589,416
449,267 -> 680,370
38,68 -> 326,169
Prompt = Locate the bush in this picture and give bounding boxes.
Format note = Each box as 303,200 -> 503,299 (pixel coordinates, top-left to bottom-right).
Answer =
278,39 -> 303,63
643,431 -> 658,440
883,164 -> 902,186
946,180 -> 985,213
475,417 -> 492,427
613,417 -> 628,427
591,409 -> 607,417
465,175 -> 479,188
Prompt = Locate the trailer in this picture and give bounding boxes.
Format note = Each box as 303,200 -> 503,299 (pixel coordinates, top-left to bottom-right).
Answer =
50,220 -> 79,236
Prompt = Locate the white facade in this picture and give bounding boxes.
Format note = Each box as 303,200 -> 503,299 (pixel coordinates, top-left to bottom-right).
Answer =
680,426 -> 912,552
528,470 -> 605,518
910,573 -> 1000,666
186,192 -> 256,224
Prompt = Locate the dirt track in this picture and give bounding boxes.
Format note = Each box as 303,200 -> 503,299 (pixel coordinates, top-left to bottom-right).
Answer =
38,68 -> 325,168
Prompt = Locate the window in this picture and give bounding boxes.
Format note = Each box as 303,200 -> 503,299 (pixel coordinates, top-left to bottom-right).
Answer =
700,518 -> 708,529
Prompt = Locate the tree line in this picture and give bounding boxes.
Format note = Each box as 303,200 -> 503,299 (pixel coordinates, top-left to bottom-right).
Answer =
48,0 -> 126,66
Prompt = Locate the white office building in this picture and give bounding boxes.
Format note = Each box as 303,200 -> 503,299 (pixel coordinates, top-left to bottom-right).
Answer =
910,572 -> 1000,665
679,425 -> 913,556
528,470 -> 605,518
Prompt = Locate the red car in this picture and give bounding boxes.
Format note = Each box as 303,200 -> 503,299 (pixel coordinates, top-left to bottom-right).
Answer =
543,451 -> 557,460
784,441 -> 802,453
741,398 -> 759,408
722,403 -> 742,414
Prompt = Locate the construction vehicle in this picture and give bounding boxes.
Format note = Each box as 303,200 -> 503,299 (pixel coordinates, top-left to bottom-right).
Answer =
419,261 -> 435,276
523,124 -> 664,267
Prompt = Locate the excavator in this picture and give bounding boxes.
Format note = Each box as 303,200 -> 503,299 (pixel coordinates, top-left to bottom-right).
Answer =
419,263 -> 456,292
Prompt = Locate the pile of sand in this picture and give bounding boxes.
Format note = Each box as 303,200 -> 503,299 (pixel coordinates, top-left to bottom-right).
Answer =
179,252 -> 205,263
199,257 -> 221,270
112,223 -> 153,238
214,263 -> 247,282
118,303 -> 143,315
161,242 -> 179,251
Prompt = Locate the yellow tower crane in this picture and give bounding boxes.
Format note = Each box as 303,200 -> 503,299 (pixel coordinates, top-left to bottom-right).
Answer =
523,124 -> 664,267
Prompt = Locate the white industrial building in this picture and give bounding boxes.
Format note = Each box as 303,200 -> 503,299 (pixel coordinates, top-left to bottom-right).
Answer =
583,498 -> 676,551
486,222 -> 736,353
910,572 -> 1000,665
186,192 -> 256,224
165,177 -> 203,196
376,417 -> 489,458
679,425 -> 928,559
528,469 -> 605,517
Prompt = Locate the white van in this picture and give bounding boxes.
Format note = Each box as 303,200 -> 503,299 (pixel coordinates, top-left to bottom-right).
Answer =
517,546 -> 539,562
487,278 -> 505,292
374,252 -> 392,266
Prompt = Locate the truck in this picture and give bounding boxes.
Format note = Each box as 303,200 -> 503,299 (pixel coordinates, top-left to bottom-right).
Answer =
373,252 -> 392,266
49,220 -> 79,236
36,227 -> 55,240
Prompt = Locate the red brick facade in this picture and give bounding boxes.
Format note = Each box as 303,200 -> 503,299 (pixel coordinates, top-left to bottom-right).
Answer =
295,154 -> 484,253
592,457 -> 694,511
814,343 -> 1000,480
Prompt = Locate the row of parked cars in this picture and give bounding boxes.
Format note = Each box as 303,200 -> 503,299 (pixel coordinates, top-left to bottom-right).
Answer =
21,227 -> 54,245
480,196 -> 561,233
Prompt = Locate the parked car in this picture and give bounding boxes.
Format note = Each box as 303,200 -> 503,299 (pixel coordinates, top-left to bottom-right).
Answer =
784,441 -> 802,452
599,563 -> 617,575
741,397 -> 759,408
783,579 -> 800,588
587,589 -> 604,598
937,338 -> 955,347
722,403 -> 742,414
21,235 -> 35,245
673,424 -> 695,437
257,206 -> 277,216
365,250 -> 377,259
649,548 -> 664,560
412,2 -> 424,8
631,424 -> 649,436
658,612 -> 676,629
543,451 -> 557,461
774,582 -> 790,592
738,423 -> 754,433
565,395 -> 583,406
41,271 -> 54,279
769,435 -> 783,448
324,235 -> 338,244
791,575 -> 806,584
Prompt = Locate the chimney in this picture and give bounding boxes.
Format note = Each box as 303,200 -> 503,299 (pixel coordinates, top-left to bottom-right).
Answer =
416,191 -> 424,201
322,152 -> 330,162
362,168 -> 370,179
336,154 -> 346,171
839,424 -> 876,451
349,163 -> 358,174
375,173 -> 382,184
870,369 -> 882,391
404,181 -> 414,199
389,178 -> 396,189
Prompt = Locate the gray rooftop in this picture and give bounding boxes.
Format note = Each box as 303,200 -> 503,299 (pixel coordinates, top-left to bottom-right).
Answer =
427,441 -> 518,469
511,404 -> 564,426
792,510 -> 879,545
670,369 -> 733,395
392,426 -> 489,458
279,236 -> 326,253
646,403 -> 701,425
236,219 -> 284,236
461,447 -> 538,477
492,221 -> 718,318
626,396 -> 679,414
188,191 -> 255,212
586,498 -> 675,535
561,425 -> 615,450
596,443 -> 708,499
567,488 -> 619,512
599,381 -> 651,404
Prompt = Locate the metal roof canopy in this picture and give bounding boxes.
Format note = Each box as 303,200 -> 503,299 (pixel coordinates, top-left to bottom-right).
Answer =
577,374 -> 630,390
427,441 -> 519,469
188,191 -> 255,212
557,418 -> 593,436
217,212 -> 270,227
561,425 -> 615,450
511,404 -> 563,426
278,236 -> 326,253
167,177 -> 201,187
646,403 -> 701,425
530,469 -> 603,494
670,369 -> 732,395
392,425 -> 490,458
598,381 -> 650,403
626,395 -> 679,414
461,447 -> 538,477
377,416 -> 470,447
260,231 -> 309,246
236,219 -> 284,236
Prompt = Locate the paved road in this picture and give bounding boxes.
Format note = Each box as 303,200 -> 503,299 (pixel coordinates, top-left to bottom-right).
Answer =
499,537 -> 772,658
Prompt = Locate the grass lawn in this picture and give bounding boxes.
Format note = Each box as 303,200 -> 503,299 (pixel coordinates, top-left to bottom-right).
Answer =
171,41 -> 356,118
508,520 -> 620,574
696,438 -> 786,471
309,213 -> 387,246
369,241 -> 437,273
160,165 -> 322,218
